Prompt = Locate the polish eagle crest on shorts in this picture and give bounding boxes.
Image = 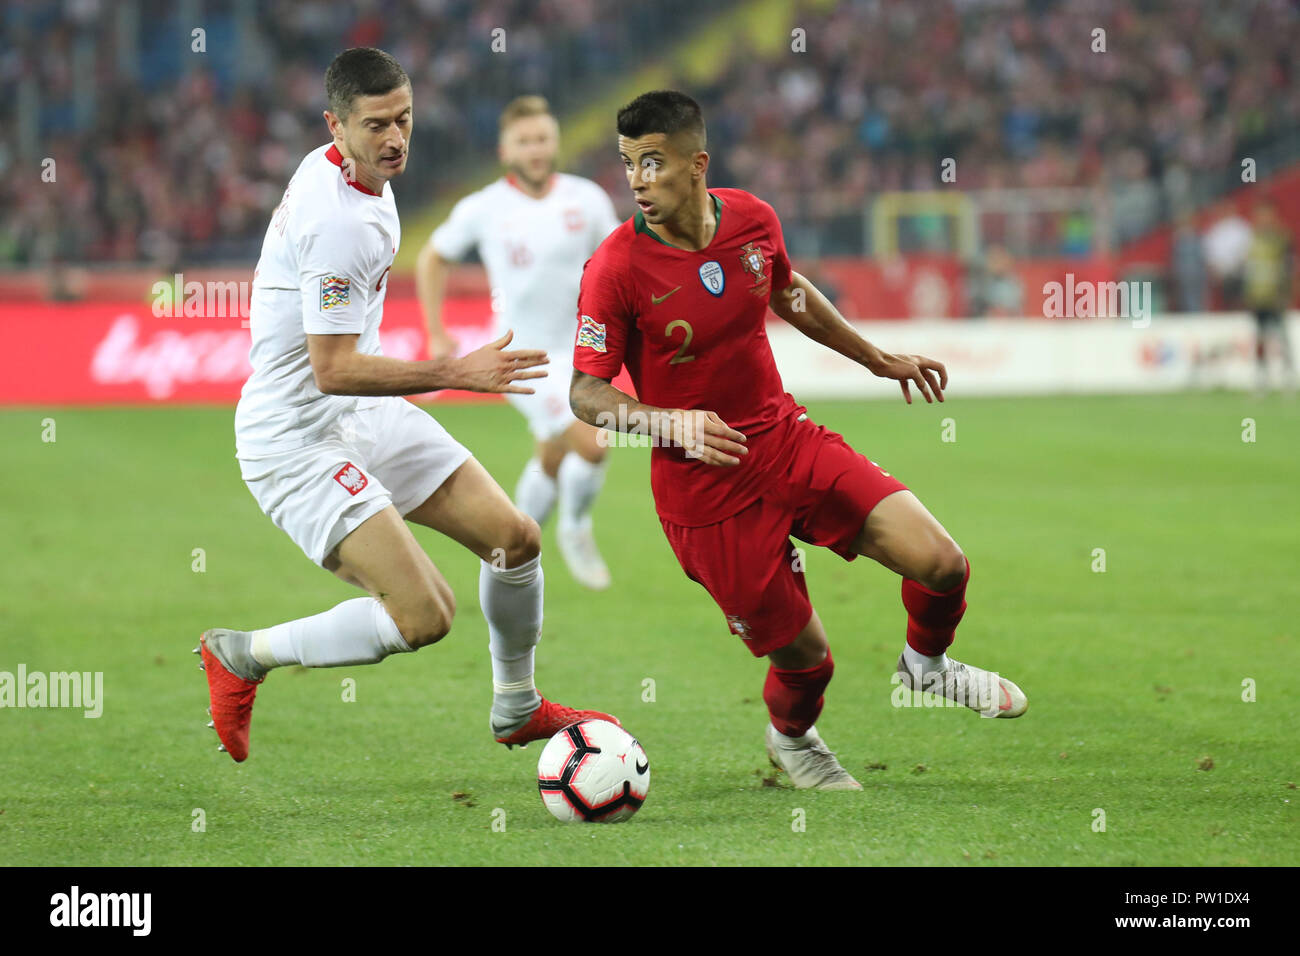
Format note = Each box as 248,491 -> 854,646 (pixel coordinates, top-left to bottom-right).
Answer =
333,462 -> 368,495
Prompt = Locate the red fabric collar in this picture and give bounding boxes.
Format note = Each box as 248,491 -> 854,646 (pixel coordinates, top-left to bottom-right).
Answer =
505,172 -> 556,198
326,144 -> 382,197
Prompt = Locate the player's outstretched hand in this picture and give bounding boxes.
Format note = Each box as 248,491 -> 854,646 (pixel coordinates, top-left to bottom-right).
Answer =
455,330 -> 548,394
868,351 -> 947,404
672,408 -> 748,466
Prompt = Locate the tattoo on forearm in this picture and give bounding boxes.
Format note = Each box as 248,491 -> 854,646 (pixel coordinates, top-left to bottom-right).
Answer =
571,372 -> 683,444
569,372 -> 617,426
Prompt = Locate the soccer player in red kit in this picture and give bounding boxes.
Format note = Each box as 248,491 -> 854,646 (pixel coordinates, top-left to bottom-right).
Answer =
570,91 -> 1027,790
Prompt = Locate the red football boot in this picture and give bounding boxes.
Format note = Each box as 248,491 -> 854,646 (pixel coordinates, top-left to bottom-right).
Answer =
495,695 -> 620,749
197,630 -> 264,762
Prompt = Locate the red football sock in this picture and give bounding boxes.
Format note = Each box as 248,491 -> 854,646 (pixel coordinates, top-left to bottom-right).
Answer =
764,650 -> 834,738
901,556 -> 970,656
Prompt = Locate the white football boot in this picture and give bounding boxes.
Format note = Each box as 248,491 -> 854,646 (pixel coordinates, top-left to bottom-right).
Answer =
895,653 -> 1028,718
765,723 -> 863,790
556,521 -> 612,590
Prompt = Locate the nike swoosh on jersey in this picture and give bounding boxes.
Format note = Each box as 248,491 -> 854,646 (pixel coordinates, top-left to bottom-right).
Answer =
651,286 -> 682,304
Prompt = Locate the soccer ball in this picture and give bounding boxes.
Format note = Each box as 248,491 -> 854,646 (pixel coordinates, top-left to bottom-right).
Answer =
536,719 -> 649,823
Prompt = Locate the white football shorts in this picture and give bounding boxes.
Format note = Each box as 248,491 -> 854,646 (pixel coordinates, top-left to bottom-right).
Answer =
238,397 -> 471,566
505,357 -> 580,440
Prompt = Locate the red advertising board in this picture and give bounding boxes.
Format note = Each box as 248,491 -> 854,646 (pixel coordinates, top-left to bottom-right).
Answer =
1,297 -> 631,405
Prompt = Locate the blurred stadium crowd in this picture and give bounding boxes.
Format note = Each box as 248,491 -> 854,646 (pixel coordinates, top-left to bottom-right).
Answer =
2,0 -> 1298,285
652,0 -> 1300,252
0,0 -> 711,265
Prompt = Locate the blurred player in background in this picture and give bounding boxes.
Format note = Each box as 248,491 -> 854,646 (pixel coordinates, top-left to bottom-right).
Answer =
1203,205 -> 1253,309
200,49 -> 616,762
418,96 -> 621,589
1243,200 -> 1296,394
571,91 -> 1027,790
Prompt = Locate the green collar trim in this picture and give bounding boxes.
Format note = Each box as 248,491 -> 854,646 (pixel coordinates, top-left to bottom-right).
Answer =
635,192 -> 723,249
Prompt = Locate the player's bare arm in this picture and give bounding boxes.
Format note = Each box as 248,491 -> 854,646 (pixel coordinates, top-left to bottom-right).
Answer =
569,369 -> 748,466
415,242 -> 459,359
308,329 -> 547,396
770,271 -> 947,404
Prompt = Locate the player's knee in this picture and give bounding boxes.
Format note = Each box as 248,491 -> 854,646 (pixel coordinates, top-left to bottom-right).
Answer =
499,511 -> 541,567
924,542 -> 968,593
791,633 -> 830,668
573,427 -> 608,464
519,513 -> 542,561
769,614 -> 830,669
396,587 -> 456,648
538,443 -> 566,476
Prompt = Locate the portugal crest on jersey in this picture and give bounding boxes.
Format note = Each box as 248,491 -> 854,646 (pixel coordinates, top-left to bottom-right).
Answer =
740,242 -> 769,296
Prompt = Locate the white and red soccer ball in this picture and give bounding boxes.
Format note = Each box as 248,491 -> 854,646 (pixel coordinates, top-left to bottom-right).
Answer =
537,719 -> 649,823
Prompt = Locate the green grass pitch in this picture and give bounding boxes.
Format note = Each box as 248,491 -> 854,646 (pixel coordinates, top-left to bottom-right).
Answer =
1,393 -> 1296,865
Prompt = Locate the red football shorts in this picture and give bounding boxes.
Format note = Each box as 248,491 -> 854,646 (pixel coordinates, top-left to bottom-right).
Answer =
660,413 -> 909,657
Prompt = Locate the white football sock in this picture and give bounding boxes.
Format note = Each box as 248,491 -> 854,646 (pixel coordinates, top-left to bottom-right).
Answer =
902,643 -> 950,677
250,597 -> 412,669
479,554 -> 543,687
493,676 -> 537,695
515,458 -> 558,525
557,452 -> 606,533
769,723 -> 813,747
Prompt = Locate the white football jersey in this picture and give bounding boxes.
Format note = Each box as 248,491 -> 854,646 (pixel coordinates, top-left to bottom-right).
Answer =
431,173 -> 621,356
236,144 -> 400,455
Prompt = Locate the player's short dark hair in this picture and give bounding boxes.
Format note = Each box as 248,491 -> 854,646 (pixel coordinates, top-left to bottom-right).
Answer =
325,48 -> 410,121
617,90 -> 706,153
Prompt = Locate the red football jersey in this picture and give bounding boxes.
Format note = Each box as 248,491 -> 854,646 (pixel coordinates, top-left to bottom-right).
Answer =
574,187 -> 802,526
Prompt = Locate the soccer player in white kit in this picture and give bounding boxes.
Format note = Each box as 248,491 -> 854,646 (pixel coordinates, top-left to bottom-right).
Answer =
417,96 -> 621,589
198,49 -> 617,762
